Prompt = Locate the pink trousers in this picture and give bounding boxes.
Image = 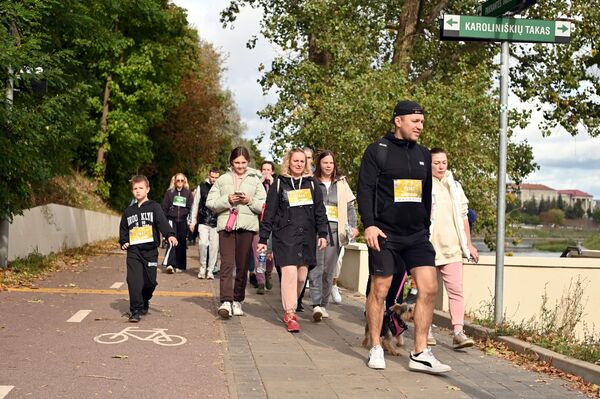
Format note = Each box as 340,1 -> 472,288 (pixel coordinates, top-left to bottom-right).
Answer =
281,265 -> 308,313
438,261 -> 465,332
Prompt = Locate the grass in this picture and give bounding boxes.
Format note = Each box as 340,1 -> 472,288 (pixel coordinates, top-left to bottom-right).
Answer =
470,277 -> 600,365
583,233 -> 600,250
532,240 -> 573,252
30,171 -> 118,215
0,239 -> 119,289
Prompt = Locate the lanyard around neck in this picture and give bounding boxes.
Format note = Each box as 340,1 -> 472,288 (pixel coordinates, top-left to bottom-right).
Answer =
290,176 -> 303,191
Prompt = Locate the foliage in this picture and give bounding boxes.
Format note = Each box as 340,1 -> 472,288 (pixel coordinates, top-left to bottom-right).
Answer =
593,208 -> 600,225
221,0 -> 598,244
538,208 -> 565,225
472,277 -> 600,364
1,1 -> 245,216
583,233 -> 600,250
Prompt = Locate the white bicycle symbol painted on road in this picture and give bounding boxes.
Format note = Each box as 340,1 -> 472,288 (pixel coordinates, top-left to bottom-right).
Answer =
94,327 -> 187,346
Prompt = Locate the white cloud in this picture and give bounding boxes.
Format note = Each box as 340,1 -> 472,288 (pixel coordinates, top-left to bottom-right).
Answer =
174,0 -> 275,153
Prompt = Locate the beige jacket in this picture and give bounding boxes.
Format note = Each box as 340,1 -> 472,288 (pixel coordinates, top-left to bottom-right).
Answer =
206,167 -> 266,232
430,170 -> 471,264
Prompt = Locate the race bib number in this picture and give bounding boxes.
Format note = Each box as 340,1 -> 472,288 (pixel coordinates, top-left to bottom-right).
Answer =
173,195 -> 187,207
326,205 -> 338,222
129,225 -> 154,245
287,189 -> 313,207
393,179 -> 422,203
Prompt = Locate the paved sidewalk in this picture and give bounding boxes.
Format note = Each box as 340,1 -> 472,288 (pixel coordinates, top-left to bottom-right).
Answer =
220,278 -> 588,399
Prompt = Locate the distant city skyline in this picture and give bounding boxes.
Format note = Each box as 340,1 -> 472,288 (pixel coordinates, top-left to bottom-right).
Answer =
175,1 -> 600,199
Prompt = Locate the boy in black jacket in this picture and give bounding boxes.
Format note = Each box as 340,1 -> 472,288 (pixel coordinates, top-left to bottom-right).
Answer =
119,175 -> 178,322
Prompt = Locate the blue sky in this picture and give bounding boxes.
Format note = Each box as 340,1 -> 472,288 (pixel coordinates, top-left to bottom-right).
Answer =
174,1 -> 600,199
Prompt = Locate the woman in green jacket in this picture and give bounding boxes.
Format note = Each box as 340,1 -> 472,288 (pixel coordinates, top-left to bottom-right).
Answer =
206,147 -> 266,318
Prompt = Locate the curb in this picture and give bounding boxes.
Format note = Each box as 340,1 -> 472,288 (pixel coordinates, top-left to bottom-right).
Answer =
432,309 -> 600,386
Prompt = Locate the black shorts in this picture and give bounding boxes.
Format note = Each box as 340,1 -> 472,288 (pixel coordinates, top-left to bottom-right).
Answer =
368,230 -> 436,276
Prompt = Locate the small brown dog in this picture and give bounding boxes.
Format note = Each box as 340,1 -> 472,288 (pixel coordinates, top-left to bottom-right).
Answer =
362,302 -> 415,356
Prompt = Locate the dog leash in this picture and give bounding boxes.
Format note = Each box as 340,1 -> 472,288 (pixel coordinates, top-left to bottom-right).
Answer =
393,271 -> 408,304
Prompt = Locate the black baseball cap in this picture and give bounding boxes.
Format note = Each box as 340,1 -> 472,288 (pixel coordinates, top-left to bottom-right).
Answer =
390,100 -> 424,123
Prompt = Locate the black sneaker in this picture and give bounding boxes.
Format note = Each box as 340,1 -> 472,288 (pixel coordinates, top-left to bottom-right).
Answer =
249,273 -> 259,288
141,301 -> 149,315
297,302 -> 305,313
128,312 -> 141,322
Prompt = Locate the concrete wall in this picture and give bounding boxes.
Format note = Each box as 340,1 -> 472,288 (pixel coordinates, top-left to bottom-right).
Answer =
8,203 -> 120,261
450,256 -> 600,338
338,243 -> 369,295
339,246 -> 600,338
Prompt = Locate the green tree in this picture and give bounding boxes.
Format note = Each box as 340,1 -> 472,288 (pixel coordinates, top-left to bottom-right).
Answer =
592,208 -> 600,224
221,0 -> 597,242
1,1 -> 86,220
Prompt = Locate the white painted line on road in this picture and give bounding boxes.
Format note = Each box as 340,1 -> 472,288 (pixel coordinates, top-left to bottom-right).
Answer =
110,282 -> 124,289
67,310 -> 92,323
0,386 -> 14,398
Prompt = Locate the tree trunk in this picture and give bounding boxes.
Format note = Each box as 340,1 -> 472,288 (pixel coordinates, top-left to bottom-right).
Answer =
96,74 -> 112,173
391,0 -> 423,74
308,33 -> 332,67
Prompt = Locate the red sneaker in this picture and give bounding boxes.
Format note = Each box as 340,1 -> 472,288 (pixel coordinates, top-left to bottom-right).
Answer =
287,318 -> 300,333
283,312 -> 297,324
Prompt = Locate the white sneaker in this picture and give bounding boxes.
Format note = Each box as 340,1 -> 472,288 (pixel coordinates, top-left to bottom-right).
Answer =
206,272 -> 214,280
166,265 -> 174,274
427,326 -> 437,346
321,307 -> 329,318
367,345 -> 386,369
174,268 -> 183,273
218,301 -> 232,318
330,285 -> 342,304
409,348 -> 452,374
312,306 -> 323,322
232,301 -> 244,316
198,267 -> 206,279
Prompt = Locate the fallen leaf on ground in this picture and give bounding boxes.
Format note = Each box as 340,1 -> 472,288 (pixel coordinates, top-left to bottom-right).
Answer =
111,355 -> 128,359
447,385 -> 461,391
27,299 -> 44,303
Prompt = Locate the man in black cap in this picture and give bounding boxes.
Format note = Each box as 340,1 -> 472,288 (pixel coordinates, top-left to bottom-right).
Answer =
357,100 -> 451,374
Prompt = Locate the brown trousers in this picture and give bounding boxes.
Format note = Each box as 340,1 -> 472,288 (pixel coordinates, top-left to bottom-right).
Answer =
218,230 -> 254,303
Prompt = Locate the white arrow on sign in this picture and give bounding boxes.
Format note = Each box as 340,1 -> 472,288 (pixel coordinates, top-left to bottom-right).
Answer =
444,15 -> 461,31
555,21 -> 571,37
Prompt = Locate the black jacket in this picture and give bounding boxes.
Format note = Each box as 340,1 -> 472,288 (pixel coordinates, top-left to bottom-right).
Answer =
119,200 -> 175,252
162,188 -> 194,222
357,132 -> 432,236
197,181 -> 217,227
259,176 -> 328,267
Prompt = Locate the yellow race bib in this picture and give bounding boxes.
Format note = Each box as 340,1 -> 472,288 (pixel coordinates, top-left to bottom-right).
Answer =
393,179 -> 422,203
326,205 -> 338,222
129,225 -> 154,245
288,188 -> 313,207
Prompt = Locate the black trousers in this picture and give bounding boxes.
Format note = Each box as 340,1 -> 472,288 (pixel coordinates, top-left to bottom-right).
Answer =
170,219 -> 188,270
127,251 -> 158,314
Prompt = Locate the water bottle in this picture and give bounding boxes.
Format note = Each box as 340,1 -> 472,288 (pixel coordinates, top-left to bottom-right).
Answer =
257,250 -> 267,274
346,224 -> 355,243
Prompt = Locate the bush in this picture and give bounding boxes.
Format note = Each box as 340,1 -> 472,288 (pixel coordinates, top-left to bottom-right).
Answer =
539,208 -> 565,225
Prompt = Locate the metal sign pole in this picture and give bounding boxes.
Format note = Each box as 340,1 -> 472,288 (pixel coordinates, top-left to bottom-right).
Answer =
494,40 -> 510,323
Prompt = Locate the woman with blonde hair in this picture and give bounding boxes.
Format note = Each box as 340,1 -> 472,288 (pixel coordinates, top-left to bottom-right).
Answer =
162,173 -> 194,273
258,148 -> 328,332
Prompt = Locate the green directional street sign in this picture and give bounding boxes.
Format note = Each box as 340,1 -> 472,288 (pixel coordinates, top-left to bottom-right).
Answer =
440,15 -> 572,43
479,0 -> 535,17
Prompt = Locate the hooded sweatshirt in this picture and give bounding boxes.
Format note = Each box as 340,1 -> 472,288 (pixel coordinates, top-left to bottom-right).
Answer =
357,132 -> 432,237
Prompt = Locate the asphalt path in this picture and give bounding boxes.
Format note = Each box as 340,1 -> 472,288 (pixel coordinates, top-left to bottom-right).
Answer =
0,246 -> 227,399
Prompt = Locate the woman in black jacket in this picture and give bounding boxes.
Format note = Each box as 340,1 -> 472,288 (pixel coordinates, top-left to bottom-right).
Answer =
258,148 -> 328,333
162,173 -> 194,273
